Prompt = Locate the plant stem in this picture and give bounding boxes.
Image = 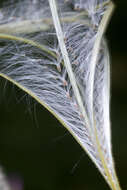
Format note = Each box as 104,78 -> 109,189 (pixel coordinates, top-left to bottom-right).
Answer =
89,1 -> 114,132
0,13 -> 89,34
48,0 -> 122,190
48,0 -> 91,135
0,1 -> 110,35
94,122 -> 122,190
0,33 -> 56,58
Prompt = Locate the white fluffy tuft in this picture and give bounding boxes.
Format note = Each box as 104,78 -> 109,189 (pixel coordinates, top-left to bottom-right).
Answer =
0,1 -> 121,190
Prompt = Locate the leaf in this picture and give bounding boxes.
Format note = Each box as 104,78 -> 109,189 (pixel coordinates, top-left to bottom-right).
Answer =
0,0 -> 122,190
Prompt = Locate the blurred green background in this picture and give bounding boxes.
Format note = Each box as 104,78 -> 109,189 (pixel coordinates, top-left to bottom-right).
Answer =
0,0 -> 127,190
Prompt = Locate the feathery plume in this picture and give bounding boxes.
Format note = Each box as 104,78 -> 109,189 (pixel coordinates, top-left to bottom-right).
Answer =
0,0 -> 122,189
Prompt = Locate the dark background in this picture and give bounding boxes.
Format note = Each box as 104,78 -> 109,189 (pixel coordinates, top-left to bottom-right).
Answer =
0,0 -> 127,190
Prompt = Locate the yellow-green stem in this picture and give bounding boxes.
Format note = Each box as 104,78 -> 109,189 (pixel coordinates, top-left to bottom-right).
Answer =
0,33 -> 56,58
94,122 -> 122,190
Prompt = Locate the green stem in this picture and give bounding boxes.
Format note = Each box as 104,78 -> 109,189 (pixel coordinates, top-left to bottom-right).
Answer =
89,1 -> 114,132
0,13 -> 89,34
0,33 -> 56,59
94,122 -> 122,190
0,1 -> 110,35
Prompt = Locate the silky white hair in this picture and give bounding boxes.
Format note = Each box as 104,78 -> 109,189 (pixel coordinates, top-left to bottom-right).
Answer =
0,1 -> 122,190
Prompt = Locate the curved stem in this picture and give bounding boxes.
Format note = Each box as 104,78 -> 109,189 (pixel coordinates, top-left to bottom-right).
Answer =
0,33 -> 56,59
0,13 -> 89,35
0,1 -> 110,35
48,0 -> 91,135
88,1 -> 114,128
94,122 -> 122,190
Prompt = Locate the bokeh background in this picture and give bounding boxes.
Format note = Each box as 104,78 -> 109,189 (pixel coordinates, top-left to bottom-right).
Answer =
0,0 -> 127,190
